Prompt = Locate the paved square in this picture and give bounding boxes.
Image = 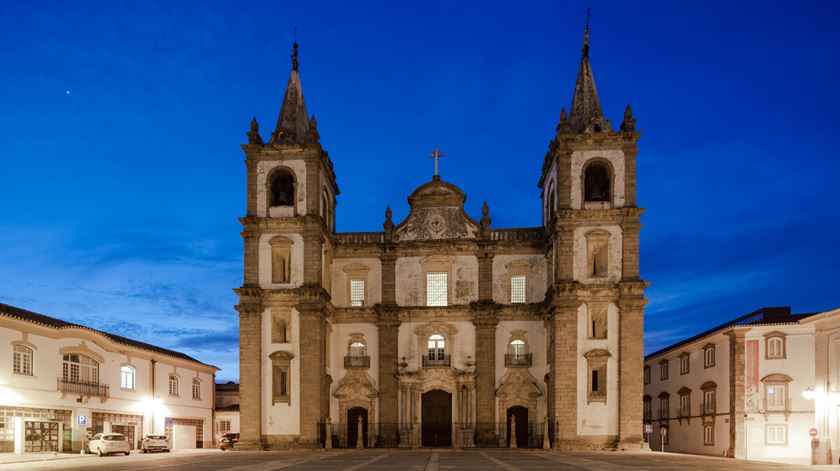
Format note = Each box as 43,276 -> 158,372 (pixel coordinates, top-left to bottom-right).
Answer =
0,449 -> 827,470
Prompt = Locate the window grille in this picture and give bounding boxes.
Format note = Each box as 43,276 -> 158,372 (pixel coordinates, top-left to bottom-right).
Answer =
426,273 -> 448,306
350,279 -> 365,307
510,275 -> 526,303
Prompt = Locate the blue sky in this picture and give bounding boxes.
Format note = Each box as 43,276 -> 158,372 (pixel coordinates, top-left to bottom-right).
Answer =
1,1 -> 838,382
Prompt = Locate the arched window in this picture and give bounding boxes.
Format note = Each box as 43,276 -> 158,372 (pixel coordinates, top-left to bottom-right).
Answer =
62,354 -> 98,384
168,374 -> 179,397
269,169 -> 295,207
509,339 -> 526,357
584,162 -> 611,203
192,379 -> 201,399
13,345 -> 33,375
427,334 -> 445,362
349,341 -> 366,357
120,365 -> 136,390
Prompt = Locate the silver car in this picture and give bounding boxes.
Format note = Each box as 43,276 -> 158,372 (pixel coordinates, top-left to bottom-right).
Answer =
88,433 -> 130,456
141,434 -> 171,453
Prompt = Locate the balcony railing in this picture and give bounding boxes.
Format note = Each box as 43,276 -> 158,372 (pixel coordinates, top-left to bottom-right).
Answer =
422,355 -> 451,367
504,353 -> 532,367
344,355 -> 371,369
57,378 -> 109,397
701,402 -> 715,415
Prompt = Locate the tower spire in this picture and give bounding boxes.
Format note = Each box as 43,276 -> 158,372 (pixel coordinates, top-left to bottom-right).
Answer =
567,9 -> 605,134
271,38 -> 310,144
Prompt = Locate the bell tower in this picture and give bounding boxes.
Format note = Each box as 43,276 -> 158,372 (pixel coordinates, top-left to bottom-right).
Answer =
236,41 -> 338,449
538,16 -> 647,449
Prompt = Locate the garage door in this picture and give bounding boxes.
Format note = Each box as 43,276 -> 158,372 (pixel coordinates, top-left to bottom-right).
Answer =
172,424 -> 196,450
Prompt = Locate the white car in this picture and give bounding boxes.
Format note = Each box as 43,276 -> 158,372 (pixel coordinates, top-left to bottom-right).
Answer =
141,434 -> 171,453
88,433 -> 131,456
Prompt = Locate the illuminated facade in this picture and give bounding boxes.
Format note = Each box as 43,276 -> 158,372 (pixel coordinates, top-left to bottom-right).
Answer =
0,303 -> 217,454
644,306 -> 840,465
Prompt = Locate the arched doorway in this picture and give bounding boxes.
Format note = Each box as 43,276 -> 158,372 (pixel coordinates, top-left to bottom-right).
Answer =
421,390 -> 452,447
346,407 -> 368,448
506,406 -> 528,448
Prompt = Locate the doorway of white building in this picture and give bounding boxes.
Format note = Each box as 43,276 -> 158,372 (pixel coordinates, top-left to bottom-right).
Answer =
165,418 -> 204,449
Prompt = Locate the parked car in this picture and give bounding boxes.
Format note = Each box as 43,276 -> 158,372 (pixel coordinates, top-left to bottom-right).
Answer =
219,432 -> 239,451
88,433 -> 130,456
141,434 -> 171,453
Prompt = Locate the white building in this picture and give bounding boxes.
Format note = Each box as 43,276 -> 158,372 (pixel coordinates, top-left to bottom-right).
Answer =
215,381 -> 240,440
0,302 -> 218,454
644,306 -> 840,465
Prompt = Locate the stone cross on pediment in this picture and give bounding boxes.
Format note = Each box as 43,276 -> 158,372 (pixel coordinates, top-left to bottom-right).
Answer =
428,146 -> 445,177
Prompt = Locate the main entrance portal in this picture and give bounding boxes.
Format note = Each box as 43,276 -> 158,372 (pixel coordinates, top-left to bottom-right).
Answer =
421,389 -> 452,447
346,407 -> 368,448
506,406 -> 528,448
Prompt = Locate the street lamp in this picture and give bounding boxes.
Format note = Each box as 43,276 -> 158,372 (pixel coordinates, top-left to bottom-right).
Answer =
803,387 -> 816,400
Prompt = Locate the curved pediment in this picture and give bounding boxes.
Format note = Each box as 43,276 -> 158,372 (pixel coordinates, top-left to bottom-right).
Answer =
393,178 -> 480,241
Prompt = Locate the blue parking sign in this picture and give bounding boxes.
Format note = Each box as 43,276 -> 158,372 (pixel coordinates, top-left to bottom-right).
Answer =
78,415 -> 87,426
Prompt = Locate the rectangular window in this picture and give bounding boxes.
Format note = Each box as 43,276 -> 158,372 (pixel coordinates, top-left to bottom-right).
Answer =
120,367 -> 135,390
13,346 -> 33,375
679,394 -> 690,417
660,361 -> 669,380
704,346 -> 715,368
643,400 -> 651,421
220,420 -> 231,432
510,275 -> 526,304
169,378 -> 178,396
591,370 -> 599,392
192,381 -> 201,399
279,370 -> 288,397
644,366 -> 650,384
767,385 -> 786,410
660,398 -> 669,419
680,355 -> 689,375
766,424 -> 787,445
349,279 -> 365,307
426,272 -> 448,307
704,390 -> 716,414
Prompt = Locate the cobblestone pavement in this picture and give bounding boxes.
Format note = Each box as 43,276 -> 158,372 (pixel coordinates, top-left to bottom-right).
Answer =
0,449 -> 824,470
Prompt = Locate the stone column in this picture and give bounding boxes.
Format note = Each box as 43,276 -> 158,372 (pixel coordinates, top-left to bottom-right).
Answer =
297,303 -> 327,447
377,311 -> 400,447
617,293 -> 647,449
473,308 -> 498,446
477,244 -> 494,302
235,292 -> 263,450
552,293 -> 578,448
621,219 -> 642,280
727,330 -> 747,459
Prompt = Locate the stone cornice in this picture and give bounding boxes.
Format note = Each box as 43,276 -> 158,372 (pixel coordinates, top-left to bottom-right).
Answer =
330,303 -> 541,324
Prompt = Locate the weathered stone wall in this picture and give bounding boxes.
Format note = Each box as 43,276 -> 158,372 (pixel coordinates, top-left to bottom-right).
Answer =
576,302 -> 619,436
329,258 -> 383,307
491,255 -> 548,304
258,233 -> 305,288
395,256 -> 478,306
572,226 -> 623,284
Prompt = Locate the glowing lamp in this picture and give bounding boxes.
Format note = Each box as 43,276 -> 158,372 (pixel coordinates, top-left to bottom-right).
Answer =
803,387 -> 816,400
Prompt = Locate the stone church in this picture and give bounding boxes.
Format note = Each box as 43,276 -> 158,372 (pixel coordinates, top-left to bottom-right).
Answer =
235,24 -> 647,450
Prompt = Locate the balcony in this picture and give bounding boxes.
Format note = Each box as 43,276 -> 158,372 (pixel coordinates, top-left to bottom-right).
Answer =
504,353 -> 532,367
344,355 -> 370,369
701,402 -> 715,416
422,355 -> 451,368
57,378 -> 109,398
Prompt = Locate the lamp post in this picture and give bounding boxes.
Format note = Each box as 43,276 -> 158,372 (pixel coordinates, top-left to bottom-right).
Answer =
802,386 -> 831,465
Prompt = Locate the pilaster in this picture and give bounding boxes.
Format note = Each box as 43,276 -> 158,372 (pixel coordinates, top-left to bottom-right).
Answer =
727,330 -> 747,458
234,288 -> 264,450
297,301 -> 328,447
472,305 -> 499,446
551,288 -> 578,447
617,288 -> 647,449
477,244 -> 494,302
376,306 -> 400,447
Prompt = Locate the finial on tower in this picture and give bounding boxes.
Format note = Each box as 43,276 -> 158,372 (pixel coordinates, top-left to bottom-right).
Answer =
250,116 -> 259,132
291,42 -> 299,71
582,8 -> 591,58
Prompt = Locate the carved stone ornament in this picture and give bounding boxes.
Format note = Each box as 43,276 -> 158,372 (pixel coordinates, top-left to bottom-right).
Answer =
393,179 -> 480,241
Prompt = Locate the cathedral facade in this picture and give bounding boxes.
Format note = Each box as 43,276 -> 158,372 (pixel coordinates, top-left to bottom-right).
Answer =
235,26 -> 647,450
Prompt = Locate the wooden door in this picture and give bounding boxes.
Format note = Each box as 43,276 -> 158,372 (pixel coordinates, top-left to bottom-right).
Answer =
506,406 -> 529,448
346,407 -> 368,448
421,390 -> 452,447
